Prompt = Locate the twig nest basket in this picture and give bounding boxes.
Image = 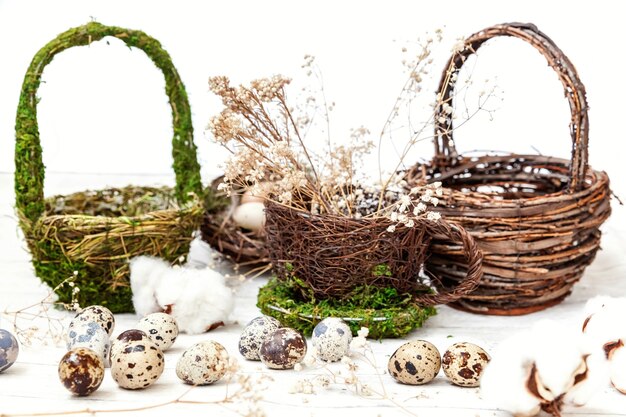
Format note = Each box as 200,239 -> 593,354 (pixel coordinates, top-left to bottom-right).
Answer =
258,201 -> 484,338
408,23 -> 612,315
200,177 -> 269,266
14,22 -> 205,313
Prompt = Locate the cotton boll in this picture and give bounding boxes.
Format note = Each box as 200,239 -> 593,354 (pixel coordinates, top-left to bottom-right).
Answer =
186,238 -> 222,269
531,329 -> 586,397
129,256 -> 169,317
565,349 -> 610,406
481,333 -> 542,417
154,267 -> 234,334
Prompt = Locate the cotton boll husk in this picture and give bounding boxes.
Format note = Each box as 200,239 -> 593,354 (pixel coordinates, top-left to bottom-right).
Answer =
154,267 -> 233,334
609,343 -> 626,394
481,331 -> 542,417
564,348 -> 610,406
129,256 -> 169,317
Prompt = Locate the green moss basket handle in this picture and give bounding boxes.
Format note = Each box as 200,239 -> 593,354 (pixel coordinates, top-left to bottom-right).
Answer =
15,21 -> 203,224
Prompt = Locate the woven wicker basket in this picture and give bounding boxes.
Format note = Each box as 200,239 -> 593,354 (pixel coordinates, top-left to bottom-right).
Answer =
14,22 -> 205,313
408,23 -> 612,315
258,201 -> 484,337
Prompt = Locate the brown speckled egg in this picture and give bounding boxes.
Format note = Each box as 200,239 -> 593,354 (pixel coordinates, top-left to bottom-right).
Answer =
138,313 -> 179,351
69,305 -> 115,337
442,342 -> 490,387
388,340 -> 441,385
110,329 -> 150,359
111,339 -> 164,390
239,316 -> 281,360
260,327 -> 307,370
176,341 -> 229,385
58,347 -> 105,396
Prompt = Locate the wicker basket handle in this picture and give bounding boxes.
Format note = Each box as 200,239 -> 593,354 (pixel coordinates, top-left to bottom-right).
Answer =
15,22 -> 203,224
433,22 -> 589,191
414,219 -> 483,306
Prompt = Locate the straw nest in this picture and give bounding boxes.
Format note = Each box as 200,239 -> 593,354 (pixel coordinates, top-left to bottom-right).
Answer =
14,22 -> 206,312
407,23 -> 612,315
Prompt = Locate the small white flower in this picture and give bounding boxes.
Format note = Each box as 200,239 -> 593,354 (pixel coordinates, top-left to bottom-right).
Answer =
386,225 -> 396,233
405,219 -> 415,228
357,327 -> 369,338
427,212 -> 441,222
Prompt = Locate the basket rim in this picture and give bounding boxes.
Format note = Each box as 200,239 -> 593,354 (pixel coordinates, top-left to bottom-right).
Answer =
412,153 -> 610,207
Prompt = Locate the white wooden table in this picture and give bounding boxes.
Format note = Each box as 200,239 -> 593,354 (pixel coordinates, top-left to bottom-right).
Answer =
1,173 -> 625,417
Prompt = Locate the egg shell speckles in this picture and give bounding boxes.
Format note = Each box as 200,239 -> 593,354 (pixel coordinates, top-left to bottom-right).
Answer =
111,339 -> 164,390
239,316 -> 281,360
58,348 -> 105,396
0,329 -> 19,373
69,305 -> 115,336
312,318 -> 352,362
260,327 -> 307,370
67,321 -> 111,367
176,340 -> 229,385
138,313 -> 179,351
388,340 -> 441,385
110,329 -> 150,359
442,342 -> 490,387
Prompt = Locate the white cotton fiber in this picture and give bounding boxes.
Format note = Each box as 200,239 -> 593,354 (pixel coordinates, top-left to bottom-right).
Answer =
129,255 -> 234,334
129,256 -> 169,317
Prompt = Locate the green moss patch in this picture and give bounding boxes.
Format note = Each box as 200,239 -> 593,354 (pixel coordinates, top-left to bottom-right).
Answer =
257,277 -> 437,339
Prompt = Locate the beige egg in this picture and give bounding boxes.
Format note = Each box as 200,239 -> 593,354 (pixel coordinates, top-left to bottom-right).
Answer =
241,189 -> 265,204
442,342 -> 490,387
232,202 -> 265,232
111,339 -> 164,390
176,341 -> 229,385
388,340 -> 441,385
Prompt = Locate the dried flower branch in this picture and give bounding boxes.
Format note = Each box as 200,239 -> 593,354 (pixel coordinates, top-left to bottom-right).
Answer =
0,275 -> 80,346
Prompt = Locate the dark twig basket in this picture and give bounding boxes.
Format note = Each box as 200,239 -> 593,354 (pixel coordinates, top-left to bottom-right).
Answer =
200,177 -> 269,266
14,22 -> 205,313
408,23 -> 612,315
259,201 -> 483,337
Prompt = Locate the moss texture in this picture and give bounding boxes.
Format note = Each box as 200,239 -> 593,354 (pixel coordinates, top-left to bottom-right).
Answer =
257,277 -> 437,339
14,22 -> 205,312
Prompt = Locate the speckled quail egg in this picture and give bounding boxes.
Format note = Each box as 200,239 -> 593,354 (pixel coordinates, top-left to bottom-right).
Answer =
111,339 -> 165,390
239,316 -> 282,360
67,321 -> 111,367
442,342 -> 490,387
58,347 -> 105,396
0,329 -> 19,373
137,313 -> 179,351
312,317 -> 352,362
388,340 -> 441,385
260,327 -> 307,370
176,340 -> 229,385
68,305 -> 115,336
110,329 -> 150,359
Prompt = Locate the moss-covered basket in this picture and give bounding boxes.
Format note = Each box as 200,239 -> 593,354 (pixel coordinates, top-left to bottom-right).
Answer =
14,22 -> 206,313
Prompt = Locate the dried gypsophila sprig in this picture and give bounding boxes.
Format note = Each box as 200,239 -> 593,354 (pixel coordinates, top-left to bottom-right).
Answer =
0,274 -> 81,346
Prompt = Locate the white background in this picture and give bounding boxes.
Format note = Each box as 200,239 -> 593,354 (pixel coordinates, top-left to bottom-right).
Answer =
0,0 -> 624,195
1,2 -> 626,416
